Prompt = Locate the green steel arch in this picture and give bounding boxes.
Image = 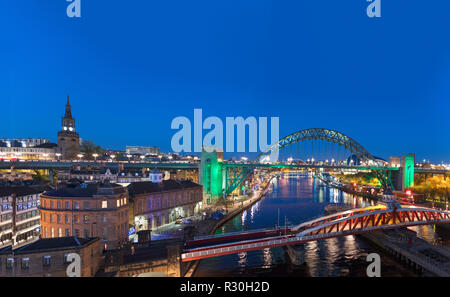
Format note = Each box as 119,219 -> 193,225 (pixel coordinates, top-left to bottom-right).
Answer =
254,128 -> 394,190
223,128 -> 394,196
257,128 -> 378,164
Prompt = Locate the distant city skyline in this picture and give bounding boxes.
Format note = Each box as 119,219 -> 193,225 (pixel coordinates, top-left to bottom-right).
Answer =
1,1 -> 449,162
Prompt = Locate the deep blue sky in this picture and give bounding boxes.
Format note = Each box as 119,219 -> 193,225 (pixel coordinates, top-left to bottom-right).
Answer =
1,1 -> 449,162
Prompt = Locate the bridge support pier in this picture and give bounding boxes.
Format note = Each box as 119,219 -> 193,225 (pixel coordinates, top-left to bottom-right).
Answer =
200,147 -> 224,203
167,244 -> 182,277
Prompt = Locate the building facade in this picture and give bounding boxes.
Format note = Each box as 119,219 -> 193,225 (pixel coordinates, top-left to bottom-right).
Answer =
127,180 -> 203,232
57,167 -> 119,183
0,237 -> 101,277
0,138 -> 50,148
125,146 -> 160,156
0,186 -> 47,248
39,181 -> 129,250
57,96 -> 81,160
0,146 -> 56,160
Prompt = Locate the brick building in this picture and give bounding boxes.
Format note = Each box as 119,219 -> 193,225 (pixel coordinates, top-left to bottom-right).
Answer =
39,181 -> 129,250
0,237 -> 101,277
127,180 -> 203,232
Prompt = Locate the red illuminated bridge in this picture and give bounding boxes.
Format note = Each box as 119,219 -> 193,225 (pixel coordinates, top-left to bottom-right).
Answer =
181,203 -> 450,262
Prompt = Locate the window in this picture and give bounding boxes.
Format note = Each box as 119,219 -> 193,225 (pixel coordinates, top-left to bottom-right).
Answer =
84,229 -> 89,238
74,215 -> 79,223
74,202 -> 79,209
6,258 -> 13,269
57,215 -> 61,223
65,229 -> 70,236
57,201 -> 61,209
65,201 -> 69,209
50,201 -> 53,209
58,228 -> 62,237
103,227 -> 108,240
21,258 -> 30,270
49,214 -> 53,223
84,215 -> 89,224
51,228 -> 54,238
74,229 -> 80,237
64,254 -> 70,264
102,215 -> 107,223
65,215 -> 68,224
117,200 -> 120,207
102,201 -> 107,208
43,256 -> 51,267
83,201 -> 89,209
43,213 -> 46,222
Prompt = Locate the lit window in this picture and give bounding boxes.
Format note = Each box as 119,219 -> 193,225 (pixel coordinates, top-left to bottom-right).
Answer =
102,201 -> 107,208
117,200 -> 120,207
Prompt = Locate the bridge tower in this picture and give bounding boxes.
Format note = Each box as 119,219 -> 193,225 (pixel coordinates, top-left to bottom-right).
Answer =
392,154 -> 415,191
401,154 -> 415,190
200,147 -> 223,203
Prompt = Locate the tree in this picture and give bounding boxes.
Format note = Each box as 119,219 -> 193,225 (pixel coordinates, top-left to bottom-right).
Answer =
80,140 -> 104,159
215,197 -> 234,212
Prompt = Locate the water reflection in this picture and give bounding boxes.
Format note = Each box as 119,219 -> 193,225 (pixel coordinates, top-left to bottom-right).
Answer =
193,175 -> 434,277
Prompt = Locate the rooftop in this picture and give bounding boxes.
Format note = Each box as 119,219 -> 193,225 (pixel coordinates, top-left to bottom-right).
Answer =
43,181 -> 126,198
127,180 -> 201,196
0,185 -> 51,198
0,237 -> 99,254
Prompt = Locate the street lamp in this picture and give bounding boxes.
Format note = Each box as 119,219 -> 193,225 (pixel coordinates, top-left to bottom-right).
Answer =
140,155 -> 145,161
110,155 -> 116,162
77,154 -> 83,161
43,153 -> 48,160
127,154 -> 132,162
55,153 -> 61,161
241,157 -> 248,161
92,153 -> 98,161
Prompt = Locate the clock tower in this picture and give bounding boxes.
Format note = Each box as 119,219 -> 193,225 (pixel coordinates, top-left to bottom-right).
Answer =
57,96 -> 80,159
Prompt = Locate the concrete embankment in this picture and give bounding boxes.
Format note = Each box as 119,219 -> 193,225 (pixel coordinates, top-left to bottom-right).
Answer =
184,182 -> 273,277
359,229 -> 450,277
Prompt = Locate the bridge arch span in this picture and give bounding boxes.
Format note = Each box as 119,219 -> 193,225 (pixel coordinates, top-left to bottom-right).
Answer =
257,128 -> 379,165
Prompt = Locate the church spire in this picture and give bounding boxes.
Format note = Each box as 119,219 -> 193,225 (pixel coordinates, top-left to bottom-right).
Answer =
64,95 -> 72,118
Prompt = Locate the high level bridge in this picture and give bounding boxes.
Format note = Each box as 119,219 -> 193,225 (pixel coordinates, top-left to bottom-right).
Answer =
1,128 -> 447,195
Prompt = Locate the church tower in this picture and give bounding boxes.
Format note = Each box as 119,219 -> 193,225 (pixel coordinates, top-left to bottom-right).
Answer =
57,96 -> 80,159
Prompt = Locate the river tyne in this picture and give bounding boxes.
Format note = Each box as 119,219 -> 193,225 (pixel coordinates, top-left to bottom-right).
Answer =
193,174 -> 450,277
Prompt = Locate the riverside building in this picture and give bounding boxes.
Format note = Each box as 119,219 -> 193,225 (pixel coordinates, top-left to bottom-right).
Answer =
39,180 -> 129,250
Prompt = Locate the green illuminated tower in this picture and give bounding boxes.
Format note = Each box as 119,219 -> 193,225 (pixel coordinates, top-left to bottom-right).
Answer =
401,154 -> 415,190
200,146 -> 223,203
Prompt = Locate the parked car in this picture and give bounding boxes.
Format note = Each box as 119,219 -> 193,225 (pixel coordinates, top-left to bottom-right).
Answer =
212,211 -> 225,220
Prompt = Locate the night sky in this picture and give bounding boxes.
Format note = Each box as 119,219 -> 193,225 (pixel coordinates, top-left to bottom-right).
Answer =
1,1 -> 449,162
